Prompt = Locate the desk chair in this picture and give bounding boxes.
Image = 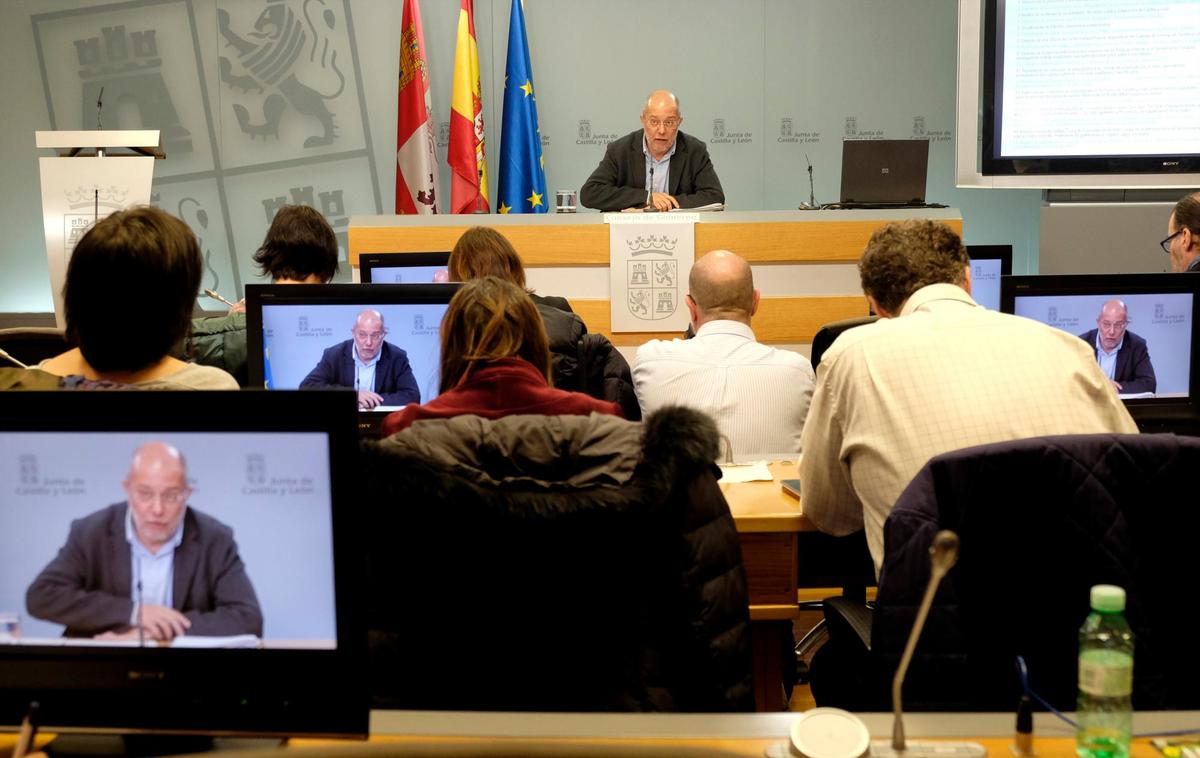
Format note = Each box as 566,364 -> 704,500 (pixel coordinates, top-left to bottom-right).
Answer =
809,316 -> 877,369
359,407 -> 753,712
0,327 -> 68,368
810,432 -> 1200,711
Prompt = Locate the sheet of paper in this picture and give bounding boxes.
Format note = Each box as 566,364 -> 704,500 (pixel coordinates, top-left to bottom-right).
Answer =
717,461 -> 773,483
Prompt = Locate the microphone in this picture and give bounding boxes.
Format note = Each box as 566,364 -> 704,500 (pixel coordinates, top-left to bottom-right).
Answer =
871,529 -> 984,758
0,347 -> 28,369
136,557 -> 145,648
799,153 -> 818,210
643,165 -> 657,212
96,86 -> 104,131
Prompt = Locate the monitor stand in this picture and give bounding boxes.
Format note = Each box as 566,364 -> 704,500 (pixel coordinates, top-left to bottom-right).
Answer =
44,734 -> 285,757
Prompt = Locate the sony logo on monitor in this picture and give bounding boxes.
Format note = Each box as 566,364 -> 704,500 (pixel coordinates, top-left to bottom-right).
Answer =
127,670 -> 167,681
1163,161 -> 1180,168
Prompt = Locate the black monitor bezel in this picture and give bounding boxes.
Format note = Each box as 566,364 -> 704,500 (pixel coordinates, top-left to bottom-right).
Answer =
966,244 -> 1013,276
358,252 -> 451,284
1000,272 -> 1200,428
0,390 -> 366,738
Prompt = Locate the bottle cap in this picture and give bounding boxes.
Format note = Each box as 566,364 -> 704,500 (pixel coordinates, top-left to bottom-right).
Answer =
1090,584 -> 1126,613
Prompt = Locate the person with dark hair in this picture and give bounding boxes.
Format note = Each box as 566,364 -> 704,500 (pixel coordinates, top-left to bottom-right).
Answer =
1164,192 -> 1200,273
184,205 -> 340,385
580,90 -> 724,212
633,250 -> 814,456
381,277 -> 621,435
448,226 -> 640,419
37,207 -> 238,389
799,219 -> 1137,575
299,309 -> 420,410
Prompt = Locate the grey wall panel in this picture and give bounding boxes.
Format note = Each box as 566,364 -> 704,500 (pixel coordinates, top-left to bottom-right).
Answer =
1039,203 -> 1174,275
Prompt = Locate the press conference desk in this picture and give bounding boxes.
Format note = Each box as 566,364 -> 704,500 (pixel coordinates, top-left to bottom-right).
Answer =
721,461 -> 814,712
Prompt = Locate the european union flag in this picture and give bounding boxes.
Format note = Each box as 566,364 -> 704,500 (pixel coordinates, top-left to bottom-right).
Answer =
497,0 -> 547,214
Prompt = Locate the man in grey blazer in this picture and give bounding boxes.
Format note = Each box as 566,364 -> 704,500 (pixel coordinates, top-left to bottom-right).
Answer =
26,442 -> 263,641
580,90 -> 725,212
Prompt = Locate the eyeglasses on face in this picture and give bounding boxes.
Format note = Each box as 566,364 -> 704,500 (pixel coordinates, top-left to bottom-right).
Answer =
131,487 -> 190,506
646,118 -> 680,130
354,330 -> 387,342
1160,229 -> 1183,254
1098,320 -> 1128,331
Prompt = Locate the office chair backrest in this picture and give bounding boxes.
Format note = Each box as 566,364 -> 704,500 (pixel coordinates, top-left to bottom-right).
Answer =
872,433 -> 1200,711
810,316 -> 878,369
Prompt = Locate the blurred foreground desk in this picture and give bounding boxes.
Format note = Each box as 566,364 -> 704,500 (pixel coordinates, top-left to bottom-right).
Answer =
2,710 -> 1190,756
721,462 -> 812,712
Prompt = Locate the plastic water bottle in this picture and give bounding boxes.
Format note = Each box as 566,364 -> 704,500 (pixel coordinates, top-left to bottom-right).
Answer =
1076,584 -> 1134,758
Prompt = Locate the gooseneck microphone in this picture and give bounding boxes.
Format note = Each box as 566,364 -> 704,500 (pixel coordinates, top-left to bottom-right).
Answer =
644,165 -> 655,211
806,153 -> 816,208
870,530 -> 984,758
96,86 -> 104,131
136,557 -> 145,648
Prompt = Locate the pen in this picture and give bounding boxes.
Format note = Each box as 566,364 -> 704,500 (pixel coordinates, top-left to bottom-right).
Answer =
203,288 -> 237,308
12,700 -> 38,758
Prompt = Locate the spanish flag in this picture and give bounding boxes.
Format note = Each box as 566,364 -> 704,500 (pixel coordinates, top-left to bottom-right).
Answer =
448,0 -> 489,213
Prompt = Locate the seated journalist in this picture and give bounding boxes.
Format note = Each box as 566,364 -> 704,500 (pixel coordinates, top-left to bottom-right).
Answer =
184,204 -> 340,385
300,309 -> 420,409
26,441 -> 263,640
1165,191 -> 1200,273
1077,298 -> 1156,395
382,277 -> 622,435
448,226 -> 639,418
799,220 -> 1138,576
580,89 -> 724,212
36,206 -> 238,390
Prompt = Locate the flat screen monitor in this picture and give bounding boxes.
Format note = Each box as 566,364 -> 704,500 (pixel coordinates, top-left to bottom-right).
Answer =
982,0 -> 1200,179
359,252 -> 450,284
1001,273 -> 1200,432
0,390 -> 365,738
245,283 -> 459,436
966,244 -> 1013,311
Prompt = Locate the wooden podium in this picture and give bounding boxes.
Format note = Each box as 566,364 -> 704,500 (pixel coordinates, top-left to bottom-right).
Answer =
36,130 -> 163,328
348,210 -> 963,346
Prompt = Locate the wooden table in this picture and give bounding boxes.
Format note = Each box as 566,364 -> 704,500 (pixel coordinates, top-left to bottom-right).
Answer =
720,461 -> 813,712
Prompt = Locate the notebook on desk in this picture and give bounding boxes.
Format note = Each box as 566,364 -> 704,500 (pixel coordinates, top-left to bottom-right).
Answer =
838,139 -> 930,207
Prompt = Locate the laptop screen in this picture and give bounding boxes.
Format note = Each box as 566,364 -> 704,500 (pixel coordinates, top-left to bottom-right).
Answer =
359,252 -> 450,284
839,139 -> 929,204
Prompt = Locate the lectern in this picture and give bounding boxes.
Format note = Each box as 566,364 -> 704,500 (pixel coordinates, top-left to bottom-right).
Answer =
36,130 -> 163,328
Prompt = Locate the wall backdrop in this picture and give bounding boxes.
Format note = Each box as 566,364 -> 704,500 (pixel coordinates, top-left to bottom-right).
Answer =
0,0 -> 1042,314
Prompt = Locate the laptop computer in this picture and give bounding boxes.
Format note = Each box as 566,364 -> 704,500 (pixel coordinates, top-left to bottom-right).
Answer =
838,139 -> 930,206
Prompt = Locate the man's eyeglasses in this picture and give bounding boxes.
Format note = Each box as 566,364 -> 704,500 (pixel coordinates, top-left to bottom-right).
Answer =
1099,320 -> 1129,331
1160,230 -> 1183,254
354,330 -> 387,342
131,487 -> 190,506
646,118 -> 680,130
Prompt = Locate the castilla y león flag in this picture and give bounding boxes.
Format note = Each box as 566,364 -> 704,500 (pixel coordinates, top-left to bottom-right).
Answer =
395,0 -> 440,214
448,0 -> 489,213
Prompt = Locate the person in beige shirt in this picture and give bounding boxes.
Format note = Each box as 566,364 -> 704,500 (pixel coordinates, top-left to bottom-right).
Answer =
799,220 -> 1138,576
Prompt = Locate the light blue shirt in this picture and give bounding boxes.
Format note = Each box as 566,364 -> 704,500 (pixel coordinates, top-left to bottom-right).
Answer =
1095,332 -> 1123,381
354,345 -> 382,393
125,505 -> 185,624
643,135 -> 675,196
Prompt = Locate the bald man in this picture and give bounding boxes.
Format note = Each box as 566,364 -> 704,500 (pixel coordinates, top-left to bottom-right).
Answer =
26,442 -> 262,640
1077,299 -> 1157,395
580,90 -> 725,212
632,250 -> 814,455
300,309 -> 420,409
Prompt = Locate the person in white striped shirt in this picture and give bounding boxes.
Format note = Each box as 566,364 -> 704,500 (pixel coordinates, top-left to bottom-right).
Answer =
632,250 -> 815,457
